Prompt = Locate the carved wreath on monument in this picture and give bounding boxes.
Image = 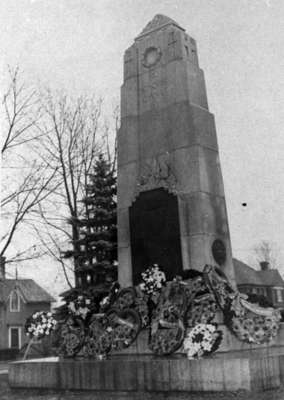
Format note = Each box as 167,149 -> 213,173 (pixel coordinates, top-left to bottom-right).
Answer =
135,153 -> 177,198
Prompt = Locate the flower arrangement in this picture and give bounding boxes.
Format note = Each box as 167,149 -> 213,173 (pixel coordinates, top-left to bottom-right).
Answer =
54,264 -> 281,359
68,295 -> 92,320
25,311 -> 57,340
139,264 -> 166,295
99,295 -> 111,310
183,323 -> 223,359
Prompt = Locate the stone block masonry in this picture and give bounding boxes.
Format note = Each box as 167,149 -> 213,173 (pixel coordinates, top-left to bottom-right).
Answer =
8,349 -> 284,392
117,14 -> 235,286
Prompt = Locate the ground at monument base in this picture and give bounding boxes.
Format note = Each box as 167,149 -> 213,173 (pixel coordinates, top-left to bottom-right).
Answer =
2,386 -> 284,400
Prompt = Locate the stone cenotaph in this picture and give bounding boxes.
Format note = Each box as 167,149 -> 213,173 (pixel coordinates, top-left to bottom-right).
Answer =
8,16 -> 284,395
118,14 -> 235,287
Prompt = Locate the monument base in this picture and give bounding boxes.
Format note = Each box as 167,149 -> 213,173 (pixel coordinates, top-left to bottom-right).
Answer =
8,349 -> 284,392
9,324 -> 284,392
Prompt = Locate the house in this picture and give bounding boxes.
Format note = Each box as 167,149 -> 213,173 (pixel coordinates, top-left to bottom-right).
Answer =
233,258 -> 284,309
0,257 -> 55,351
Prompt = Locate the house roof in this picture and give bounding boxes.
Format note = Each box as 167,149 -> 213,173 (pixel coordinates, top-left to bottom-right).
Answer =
233,258 -> 284,287
0,279 -> 55,303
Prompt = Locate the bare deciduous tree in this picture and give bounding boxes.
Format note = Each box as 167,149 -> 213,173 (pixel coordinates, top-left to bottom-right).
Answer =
1,66 -> 42,155
254,240 -> 279,269
1,67 -> 58,263
31,90 -> 109,285
105,105 -> 119,173
1,67 -> 118,288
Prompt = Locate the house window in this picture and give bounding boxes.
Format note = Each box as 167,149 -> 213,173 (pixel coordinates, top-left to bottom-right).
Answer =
10,290 -> 20,312
276,288 -> 283,302
9,327 -> 21,349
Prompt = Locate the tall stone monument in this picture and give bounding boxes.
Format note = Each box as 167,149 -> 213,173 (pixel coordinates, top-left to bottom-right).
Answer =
118,15 -> 235,286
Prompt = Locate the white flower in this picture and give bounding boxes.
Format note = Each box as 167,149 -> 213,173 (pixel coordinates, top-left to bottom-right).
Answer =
197,349 -> 204,358
100,296 -> 109,306
79,307 -> 89,318
203,342 -> 212,352
184,324 -> 221,359
68,302 -> 76,313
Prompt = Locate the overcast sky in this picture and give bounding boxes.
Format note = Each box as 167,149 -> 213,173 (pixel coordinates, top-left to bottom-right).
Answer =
1,0 -> 284,295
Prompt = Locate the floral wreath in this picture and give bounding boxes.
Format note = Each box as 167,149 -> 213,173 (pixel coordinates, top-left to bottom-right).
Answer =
183,323 -> 223,359
25,311 -> 57,340
139,264 -> 166,295
67,294 -> 93,320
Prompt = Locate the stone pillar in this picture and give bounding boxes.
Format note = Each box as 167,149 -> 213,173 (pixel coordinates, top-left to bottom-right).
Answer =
118,14 -> 235,286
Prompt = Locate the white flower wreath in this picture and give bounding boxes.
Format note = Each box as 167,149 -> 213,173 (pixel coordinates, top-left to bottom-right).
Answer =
25,311 -> 57,339
183,323 -> 222,359
139,264 -> 166,295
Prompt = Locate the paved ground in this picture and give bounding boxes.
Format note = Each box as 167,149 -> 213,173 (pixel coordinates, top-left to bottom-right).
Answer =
0,389 -> 283,400
1,384 -> 284,400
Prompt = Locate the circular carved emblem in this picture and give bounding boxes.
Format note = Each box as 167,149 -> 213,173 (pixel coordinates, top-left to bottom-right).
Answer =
142,47 -> 162,67
212,239 -> 227,266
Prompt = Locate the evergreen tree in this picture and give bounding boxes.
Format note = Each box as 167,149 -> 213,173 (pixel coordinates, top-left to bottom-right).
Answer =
64,153 -> 117,297
77,153 -> 117,290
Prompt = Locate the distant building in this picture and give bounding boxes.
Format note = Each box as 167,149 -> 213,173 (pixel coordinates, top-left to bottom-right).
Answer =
233,258 -> 284,309
0,257 -> 55,350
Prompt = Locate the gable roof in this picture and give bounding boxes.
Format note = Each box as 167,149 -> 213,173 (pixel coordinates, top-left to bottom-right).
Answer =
0,279 -> 55,303
233,258 -> 284,287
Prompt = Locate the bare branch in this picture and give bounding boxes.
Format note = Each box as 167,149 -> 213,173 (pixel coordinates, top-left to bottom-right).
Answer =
1,66 -> 41,155
32,224 -> 73,289
253,240 -> 279,269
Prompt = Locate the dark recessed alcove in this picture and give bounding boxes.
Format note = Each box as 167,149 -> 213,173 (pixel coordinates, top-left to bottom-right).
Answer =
129,188 -> 183,285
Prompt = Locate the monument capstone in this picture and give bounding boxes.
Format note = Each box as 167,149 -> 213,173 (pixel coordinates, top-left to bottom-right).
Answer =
118,14 -> 235,286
